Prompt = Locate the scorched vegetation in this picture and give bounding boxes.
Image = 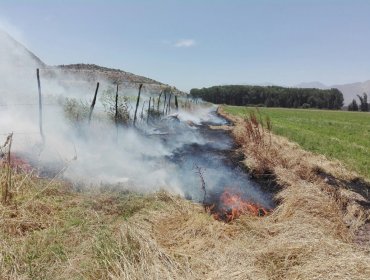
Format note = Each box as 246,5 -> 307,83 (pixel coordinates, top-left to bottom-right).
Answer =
0,106 -> 369,280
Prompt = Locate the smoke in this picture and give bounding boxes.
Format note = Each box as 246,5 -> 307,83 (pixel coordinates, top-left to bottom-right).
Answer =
0,28 -> 272,208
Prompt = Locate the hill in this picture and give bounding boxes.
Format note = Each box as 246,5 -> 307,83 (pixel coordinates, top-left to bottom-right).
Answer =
55,63 -> 161,85
43,63 -> 184,95
0,29 -> 184,94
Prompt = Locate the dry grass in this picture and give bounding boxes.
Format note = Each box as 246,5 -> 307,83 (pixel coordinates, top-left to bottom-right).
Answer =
0,171 -> 195,279
1,168 -> 369,279
1,108 -> 370,279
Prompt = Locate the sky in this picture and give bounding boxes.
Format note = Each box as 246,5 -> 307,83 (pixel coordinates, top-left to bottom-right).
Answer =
0,0 -> 370,92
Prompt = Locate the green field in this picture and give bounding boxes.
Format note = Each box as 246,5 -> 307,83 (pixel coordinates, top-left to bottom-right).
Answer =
224,106 -> 370,179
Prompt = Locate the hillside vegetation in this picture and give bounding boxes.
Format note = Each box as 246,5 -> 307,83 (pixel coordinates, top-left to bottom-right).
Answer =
224,106 -> 370,179
190,85 -> 344,109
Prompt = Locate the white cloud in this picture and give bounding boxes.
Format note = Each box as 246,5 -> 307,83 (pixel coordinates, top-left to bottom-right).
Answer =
174,39 -> 196,48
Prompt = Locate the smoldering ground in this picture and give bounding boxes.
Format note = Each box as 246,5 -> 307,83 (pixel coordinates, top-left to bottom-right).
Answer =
0,28 -> 272,209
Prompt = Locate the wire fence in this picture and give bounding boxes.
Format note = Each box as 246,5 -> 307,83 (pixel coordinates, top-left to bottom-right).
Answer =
0,68 -> 197,140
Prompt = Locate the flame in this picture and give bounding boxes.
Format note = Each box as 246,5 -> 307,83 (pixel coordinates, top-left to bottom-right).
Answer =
209,188 -> 268,222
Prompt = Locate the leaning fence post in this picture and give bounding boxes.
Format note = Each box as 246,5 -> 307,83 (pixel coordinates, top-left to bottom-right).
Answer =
36,69 -> 44,143
88,82 -> 100,125
133,84 -> 143,126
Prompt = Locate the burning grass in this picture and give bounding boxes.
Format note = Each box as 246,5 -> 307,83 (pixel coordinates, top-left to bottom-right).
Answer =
206,188 -> 269,222
216,106 -> 369,278
1,108 -> 370,279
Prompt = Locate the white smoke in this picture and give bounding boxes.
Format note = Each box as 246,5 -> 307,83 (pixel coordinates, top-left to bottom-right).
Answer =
0,27 -> 273,208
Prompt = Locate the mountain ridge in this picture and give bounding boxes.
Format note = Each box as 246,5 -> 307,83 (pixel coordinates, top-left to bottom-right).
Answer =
295,80 -> 370,104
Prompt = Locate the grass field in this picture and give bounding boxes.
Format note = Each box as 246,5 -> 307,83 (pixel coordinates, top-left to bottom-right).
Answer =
224,106 -> 370,179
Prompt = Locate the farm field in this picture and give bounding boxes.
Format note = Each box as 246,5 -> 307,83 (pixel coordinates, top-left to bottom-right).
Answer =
224,106 -> 370,179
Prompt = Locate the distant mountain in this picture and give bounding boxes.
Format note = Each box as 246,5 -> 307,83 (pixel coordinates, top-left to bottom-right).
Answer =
255,82 -> 279,87
295,81 -> 328,89
0,29 -> 184,94
296,81 -> 370,105
332,80 -> 370,104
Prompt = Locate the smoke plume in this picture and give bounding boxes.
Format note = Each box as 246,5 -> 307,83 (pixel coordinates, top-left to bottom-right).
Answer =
0,28 -> 272,208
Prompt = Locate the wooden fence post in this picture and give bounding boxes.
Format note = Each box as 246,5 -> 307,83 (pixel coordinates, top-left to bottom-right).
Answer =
163,91 -> 167,114
157,91 -> 163,111
133,84 -> 143,126
36,69 -> 44,143
115,84 -> 119,141
175,95 -> 178,111
2,133 -> 13,205
115,84 -> 119,125
88,82 -> 100,125
147,97 -> 152,124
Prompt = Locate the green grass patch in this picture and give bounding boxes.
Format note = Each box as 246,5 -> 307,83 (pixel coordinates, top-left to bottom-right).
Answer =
224,106 -> 370,179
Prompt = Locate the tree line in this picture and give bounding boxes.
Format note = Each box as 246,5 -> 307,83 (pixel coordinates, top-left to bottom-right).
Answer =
348,93 -> 369,112
190,85 -> 344,109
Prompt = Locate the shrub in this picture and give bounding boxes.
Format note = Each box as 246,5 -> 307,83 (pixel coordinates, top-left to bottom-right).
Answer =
63,98 -> 90,124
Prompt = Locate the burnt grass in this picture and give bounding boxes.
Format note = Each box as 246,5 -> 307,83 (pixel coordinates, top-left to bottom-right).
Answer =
165,111 -> 280,209
316,168 -> 370,209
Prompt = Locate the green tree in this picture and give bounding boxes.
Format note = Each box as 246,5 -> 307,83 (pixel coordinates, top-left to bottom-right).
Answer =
348,99 -> 359,111
190,85 -> 344,109
357,93 -> 369,112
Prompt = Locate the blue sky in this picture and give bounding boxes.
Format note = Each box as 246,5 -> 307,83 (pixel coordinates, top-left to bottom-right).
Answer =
1,0 -> 370,91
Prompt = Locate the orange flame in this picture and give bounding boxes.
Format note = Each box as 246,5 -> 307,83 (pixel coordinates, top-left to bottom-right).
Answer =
209,188 -> 268,222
